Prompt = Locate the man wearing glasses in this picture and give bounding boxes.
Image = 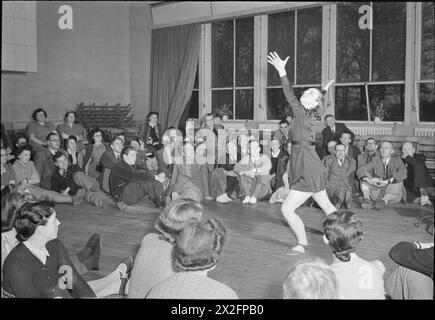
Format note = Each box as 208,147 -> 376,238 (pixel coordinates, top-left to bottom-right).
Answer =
34,132 -> 68,190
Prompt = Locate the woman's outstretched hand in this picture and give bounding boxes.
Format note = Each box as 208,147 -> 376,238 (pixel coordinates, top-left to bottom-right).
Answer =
322,80 -> 335,92
267,52 -> 289,77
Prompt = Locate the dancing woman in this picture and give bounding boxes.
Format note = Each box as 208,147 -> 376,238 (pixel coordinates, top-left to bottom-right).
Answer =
267,52 -> 336,255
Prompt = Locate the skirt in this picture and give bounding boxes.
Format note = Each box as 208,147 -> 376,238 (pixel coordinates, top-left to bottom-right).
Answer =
289,144 -> 326,193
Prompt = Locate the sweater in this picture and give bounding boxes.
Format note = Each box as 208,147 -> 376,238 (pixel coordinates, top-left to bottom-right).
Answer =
12,160 -> 40,185
389,241 -> 433,278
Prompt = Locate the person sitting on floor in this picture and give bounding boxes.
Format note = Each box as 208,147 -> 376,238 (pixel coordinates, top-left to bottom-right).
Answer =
13,146 -> 81,205
79,127 -> 110,180
211,140 -> 241,203
401,142 -> 434,206
168,142 -> 211,203
1,146 -> 16,190
283,258 -> 339,299
323,143 -> 356,209
146,218 -> 238,299
324,140 -> 338,159
128,198 -> 203,298
340,132 -> 360,161
273,119 -> 291,152
65,135 -> 80,166
322,210 -> 386,299
386,241 -> 433,300
1,200 -> 132,298
269,138 -> 289,192
98,136 -> 123,194
33,132 -> 67,191
234,140 -> 272,205
156,133 -> 176,179
109,146 -> 166,207
51,151 -> 127,209
357,137 -> 380,168
269,141 -> 293,204
357,141 -> 407,208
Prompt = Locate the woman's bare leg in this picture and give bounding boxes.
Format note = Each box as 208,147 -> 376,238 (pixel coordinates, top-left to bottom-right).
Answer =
281,189 -> 314,249
312,189 -> 337,215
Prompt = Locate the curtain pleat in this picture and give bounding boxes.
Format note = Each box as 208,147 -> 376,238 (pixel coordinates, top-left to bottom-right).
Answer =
151,24 -> 201,131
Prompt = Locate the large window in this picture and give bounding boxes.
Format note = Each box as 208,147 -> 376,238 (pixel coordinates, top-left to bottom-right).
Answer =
335,2 -> 406,122
211,18 -> 254,120
418,2 -> 435,122
267,7 -> 322,120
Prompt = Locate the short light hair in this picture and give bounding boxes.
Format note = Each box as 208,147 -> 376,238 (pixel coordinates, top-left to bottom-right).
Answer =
283,258 -> 339,299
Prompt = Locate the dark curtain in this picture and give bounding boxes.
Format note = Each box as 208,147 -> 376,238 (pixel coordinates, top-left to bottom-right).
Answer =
151,23 -> 201,131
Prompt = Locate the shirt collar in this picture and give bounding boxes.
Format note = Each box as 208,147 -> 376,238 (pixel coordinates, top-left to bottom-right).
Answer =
271,149 -> 280,157
24,241 -> 50,265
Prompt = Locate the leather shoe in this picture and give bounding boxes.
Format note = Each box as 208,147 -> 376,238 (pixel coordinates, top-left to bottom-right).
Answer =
77,233 -> 101,271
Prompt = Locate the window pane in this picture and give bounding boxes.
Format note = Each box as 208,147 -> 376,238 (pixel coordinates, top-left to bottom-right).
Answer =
336,3 -> 370,82
235,89 -> 253,120
236,17 -> 254,87
372,3 -> 406,81
421,2 -> 435,80
212,90 -> 233,119
267,89 -> 288,120
296,7 -> 322,84
212,21 -> 233,87
268,11 -> 295,85
368,84 -> 404,122
188,90 -> 199,119
419,83 -> 435,122
335,86 -> 368,121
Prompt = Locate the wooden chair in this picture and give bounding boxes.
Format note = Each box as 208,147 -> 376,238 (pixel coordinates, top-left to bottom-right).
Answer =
416,138 -> 435,181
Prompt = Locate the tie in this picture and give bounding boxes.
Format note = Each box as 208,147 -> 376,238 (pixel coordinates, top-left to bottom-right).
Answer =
383,162 -> 388,180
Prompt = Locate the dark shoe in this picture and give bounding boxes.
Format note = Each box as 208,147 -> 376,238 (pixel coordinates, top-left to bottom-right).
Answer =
345,191 -> 354,209
72,189 -> 86,206
77,233 -> 101,271
335,192 -> 345,210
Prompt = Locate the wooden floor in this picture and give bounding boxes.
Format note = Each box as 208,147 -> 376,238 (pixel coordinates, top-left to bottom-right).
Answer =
56,198 -> 434,299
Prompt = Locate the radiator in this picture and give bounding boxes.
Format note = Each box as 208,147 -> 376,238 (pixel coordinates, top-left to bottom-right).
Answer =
414,127 -> 435,137
13,122 -> 28,130
258,123 -> 279,132
348,126 -> 392,136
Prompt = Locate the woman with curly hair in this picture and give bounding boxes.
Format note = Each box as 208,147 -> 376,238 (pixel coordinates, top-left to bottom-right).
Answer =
57,110 -> 87,151
146,218 -> 238,299
128,198 -> 203,298
322,210 -> 386,299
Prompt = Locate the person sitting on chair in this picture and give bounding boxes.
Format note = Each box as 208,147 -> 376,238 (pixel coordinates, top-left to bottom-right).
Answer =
1,146 -> 16,190
323,143 -> 356,209
273,119 -> 291,152
401,142 -> 434,206
323,140 -> 338,160
234,140 -> 272,205
340,132 -> 360,161
357,141 -> 407,208
321,114 -> 355,154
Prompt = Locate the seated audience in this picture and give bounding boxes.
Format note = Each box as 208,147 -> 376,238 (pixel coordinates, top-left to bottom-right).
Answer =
57,111 -> 87,150
357,141 -> 407,208
13,146 -> 78,205
324,140 -> 338,158
169,142 -> 210,203
33,132 -> 67,190
1,199 -> 132,298
128,198 -> 203,298
79,127 -> 110,179
109,146 -> 166,207
234,140 -> 272,204
283,258 -> 339,299
98,136 -> 123,194
213,113 -> 225,130
401,142 -> 434,206
211,140 -> 241,203
340,132 -> 360,161
156,133 -> 176,178
269,141 -> 293,204
52,152 -> 127,209
27,108 -> 58,152
386,241 -> 433,300
15,136 -> 28,149
322,210 -> 386,299
273,119 -> 291,152
1,146 -> 16,189
357,137 -> 380,168
140,111 -> 162,151
269,138 -> 289,192
130,137 -> 151,170
146,218 -> 238,299
65,135 -> 80,166
323,143 -> 356,209
321,114 -> 354,153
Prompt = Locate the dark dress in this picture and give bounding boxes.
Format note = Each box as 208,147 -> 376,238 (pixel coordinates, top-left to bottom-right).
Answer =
281,75 -> 326,193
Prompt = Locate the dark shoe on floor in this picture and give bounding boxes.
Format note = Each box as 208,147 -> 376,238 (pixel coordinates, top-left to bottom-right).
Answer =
77,233 -> 101,271
361,199 -> 374,209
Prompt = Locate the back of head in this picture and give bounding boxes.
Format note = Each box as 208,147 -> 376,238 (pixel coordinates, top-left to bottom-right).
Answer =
14,201 -> 55,242
174,218 -> 226,272
283,258 -> 339,299
155,198 -> 203,243
322,210 -> 363,262
1,187 -> 25,233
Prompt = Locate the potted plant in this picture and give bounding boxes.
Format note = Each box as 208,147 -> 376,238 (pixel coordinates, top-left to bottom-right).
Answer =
214,103 -> 233,121
276,104 -> 293,121
364,98 -> 391,123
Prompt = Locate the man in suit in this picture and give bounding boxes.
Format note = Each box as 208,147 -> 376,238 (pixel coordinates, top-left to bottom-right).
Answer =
98,136 -> 123,193
273,119 -> 291,153
34,132 -> 68,190
322,114 -> 355,153
357,137 -> 381,168
269,138 -> 289,192
340,132 -> 360,161
110,146 -> 166,207
357,141 -> 407,208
